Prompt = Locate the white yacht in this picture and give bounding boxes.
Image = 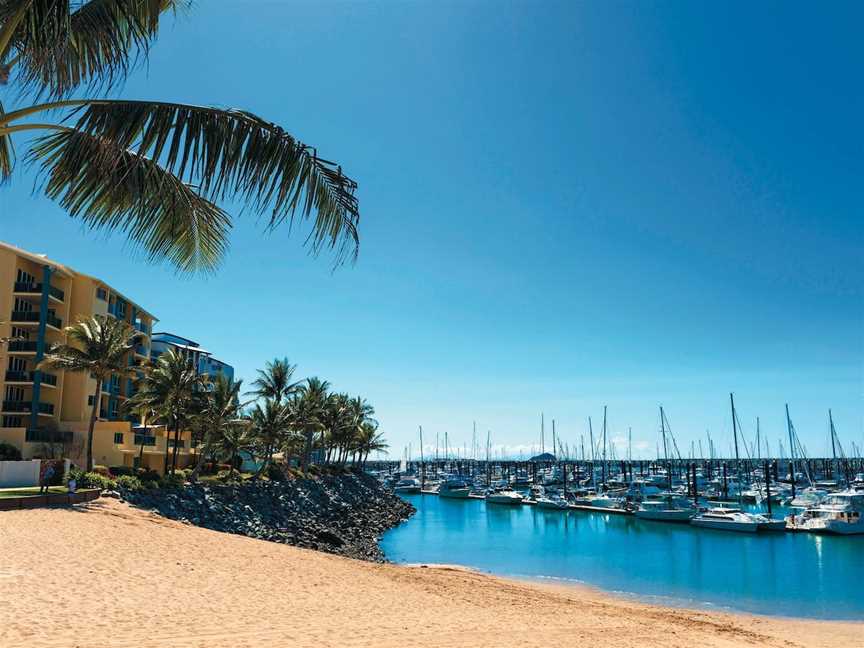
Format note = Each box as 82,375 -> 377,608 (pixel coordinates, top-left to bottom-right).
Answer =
691,507 -> 786,533
786,491 -> 864,535
788,487 -> 828,509
536,494 -> 569,510
486,488 -> 525,505
393,477 -> 421,494
635,495 -> 698,522
438,478 -> 471,499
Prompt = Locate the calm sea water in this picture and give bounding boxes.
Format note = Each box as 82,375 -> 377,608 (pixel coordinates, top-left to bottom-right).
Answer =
381,493 -> 864,620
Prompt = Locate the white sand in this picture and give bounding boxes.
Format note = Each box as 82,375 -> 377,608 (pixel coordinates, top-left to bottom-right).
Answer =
0,499 -> 858,648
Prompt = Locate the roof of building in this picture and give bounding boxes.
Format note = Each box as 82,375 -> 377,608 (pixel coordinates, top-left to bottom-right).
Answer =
0,240 -> 75,278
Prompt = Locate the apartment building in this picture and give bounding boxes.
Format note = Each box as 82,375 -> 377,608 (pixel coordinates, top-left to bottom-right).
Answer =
0,241 -> 196,473
151,332 -> 235,384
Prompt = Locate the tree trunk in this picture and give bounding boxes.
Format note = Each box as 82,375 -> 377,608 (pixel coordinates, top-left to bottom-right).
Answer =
171,423 -> 181,474
302,427 -> 313,470
86,377 -> 102,472
163,421 -> 172,475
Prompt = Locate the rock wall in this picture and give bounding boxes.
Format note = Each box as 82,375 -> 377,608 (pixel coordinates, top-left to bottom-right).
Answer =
122,472 -> 415,562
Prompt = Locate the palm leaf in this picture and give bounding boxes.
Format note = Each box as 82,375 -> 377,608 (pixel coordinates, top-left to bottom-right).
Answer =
29,128 -> 231,272
67,99 -> 359,264
4,0 -> 187,98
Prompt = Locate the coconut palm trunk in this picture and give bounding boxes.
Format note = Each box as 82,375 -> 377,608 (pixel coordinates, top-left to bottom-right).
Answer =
86,377 -> 103,472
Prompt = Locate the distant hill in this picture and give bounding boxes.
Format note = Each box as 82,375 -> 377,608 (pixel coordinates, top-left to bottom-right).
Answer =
529,452 -> 557,462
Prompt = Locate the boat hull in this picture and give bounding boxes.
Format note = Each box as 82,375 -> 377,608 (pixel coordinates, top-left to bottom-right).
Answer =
690,519 -> 758,533
635,509 -> 695,522
486,495 -> 524,505
394,486 -> 421,494
438,489 -> 471,499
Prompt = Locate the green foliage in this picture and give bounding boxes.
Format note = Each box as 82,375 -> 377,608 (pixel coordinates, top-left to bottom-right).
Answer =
92,465 -> 111,476
81,472 -> 117,490
159,473 -> 185,489
116,475 -> 143,491
0,441 -> 22,461
109,465 -> 135,477
1,4 -> 360,273
215,469 -> 234,482
136,468 -> 160,482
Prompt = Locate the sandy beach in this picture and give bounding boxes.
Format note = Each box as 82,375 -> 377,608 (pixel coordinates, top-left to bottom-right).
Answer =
0,500 -> 858,648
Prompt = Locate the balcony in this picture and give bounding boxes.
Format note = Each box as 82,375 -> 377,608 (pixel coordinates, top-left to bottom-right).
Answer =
10,310 -> 62,329
4,370 -> 58,387
13,281 -> 65,302
7,340 -> 38,353
2,400 -> 54,415
25,428 -> 73,443
134,320 -> 149,334
134,434 -> 157,447
134,344 -> 149,358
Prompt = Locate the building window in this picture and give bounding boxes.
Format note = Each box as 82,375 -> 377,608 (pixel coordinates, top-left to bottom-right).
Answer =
96,287 -> 107,301
1,416 -> 23,428
114,432 -> 124,444
88,395 -> 94,406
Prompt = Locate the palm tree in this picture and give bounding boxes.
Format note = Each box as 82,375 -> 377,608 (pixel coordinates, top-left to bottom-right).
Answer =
39,314 -> 141,471
129,348 -> 203,474
248,397 -> 292,477
293,377 -> 330,469
249,358 -> 300,404
216,419 -> 254,480
187,374 -> 244,482
356,423 -> 388,468
0,2 -> 359,273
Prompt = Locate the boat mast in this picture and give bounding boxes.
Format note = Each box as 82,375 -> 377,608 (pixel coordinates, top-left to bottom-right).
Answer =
829,409 -> 839,485
730,393 -> 743,503
756,417 -> 761,461
602,405 -> 607,487
588,417 -> 595,490
785,404 -> 796,499
552,418 -> 557,458
419,425 -> 425,488
541,413 -> 545,455
660,405 -> 670,490
628,427 -> 632,463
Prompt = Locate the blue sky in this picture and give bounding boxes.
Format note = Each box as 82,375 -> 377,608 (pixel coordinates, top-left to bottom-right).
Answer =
1,1 -> 861,459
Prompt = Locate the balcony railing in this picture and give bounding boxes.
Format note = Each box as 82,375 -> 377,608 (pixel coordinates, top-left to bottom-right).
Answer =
2,400 -> 54,415
25,428 -> 73,443
13,282 -> 65,302
7,340 -> 38,352
4,370 -> 58,386
134,434 -> 157,446
10,311 -> 62,329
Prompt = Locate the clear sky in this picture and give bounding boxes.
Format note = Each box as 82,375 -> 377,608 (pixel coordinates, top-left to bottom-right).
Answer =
1,1 -> 861,460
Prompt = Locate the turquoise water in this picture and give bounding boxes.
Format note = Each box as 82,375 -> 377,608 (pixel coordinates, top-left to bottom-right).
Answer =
381,494 -> 864,620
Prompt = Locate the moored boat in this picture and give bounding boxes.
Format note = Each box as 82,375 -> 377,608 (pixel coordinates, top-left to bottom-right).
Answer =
634,495 -> 698,522
486,488 -> 525,505
438,478 -> 471,499
786,491 -> 864,535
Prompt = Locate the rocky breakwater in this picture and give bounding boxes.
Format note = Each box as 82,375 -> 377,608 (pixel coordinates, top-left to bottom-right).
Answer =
121,472 -> 415,562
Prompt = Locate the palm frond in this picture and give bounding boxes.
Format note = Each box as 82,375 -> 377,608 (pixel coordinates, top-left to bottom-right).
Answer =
29,128 -> 231,272
5,0 -> 187,98
68,99 -> 359,265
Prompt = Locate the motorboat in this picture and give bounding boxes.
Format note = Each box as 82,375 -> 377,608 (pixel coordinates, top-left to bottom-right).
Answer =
536,494 -> 569,510
786,491 -> 864,535
486,488 -> 525,505
690,507 -> 785,533
438,478 -> 471,499
787,487 -> 828,509
635,495 -> 698,522
393,477 -> 421,494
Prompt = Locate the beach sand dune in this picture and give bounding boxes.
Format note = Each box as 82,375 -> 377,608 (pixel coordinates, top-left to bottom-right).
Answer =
0,500 -> 858,648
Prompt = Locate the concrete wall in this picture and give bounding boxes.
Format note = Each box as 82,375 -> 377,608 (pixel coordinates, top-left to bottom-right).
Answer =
0,459 -> 40,487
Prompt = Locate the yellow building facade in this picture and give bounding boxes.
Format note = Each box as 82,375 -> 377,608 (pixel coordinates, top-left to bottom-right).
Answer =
0,241 -> 196,474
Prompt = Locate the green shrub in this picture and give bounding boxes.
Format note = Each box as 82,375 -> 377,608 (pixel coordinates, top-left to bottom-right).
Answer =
115,475 -> 143,491
136,467 -> 160,482
92,465 -> 110,476
215,469 -> 234,482
174,468 -> 189,480
81,472 -> 117,490
0,441 -> 22,461
109,465 -> 135,477
142,479 -> 159,490
158,473 -> 185,489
